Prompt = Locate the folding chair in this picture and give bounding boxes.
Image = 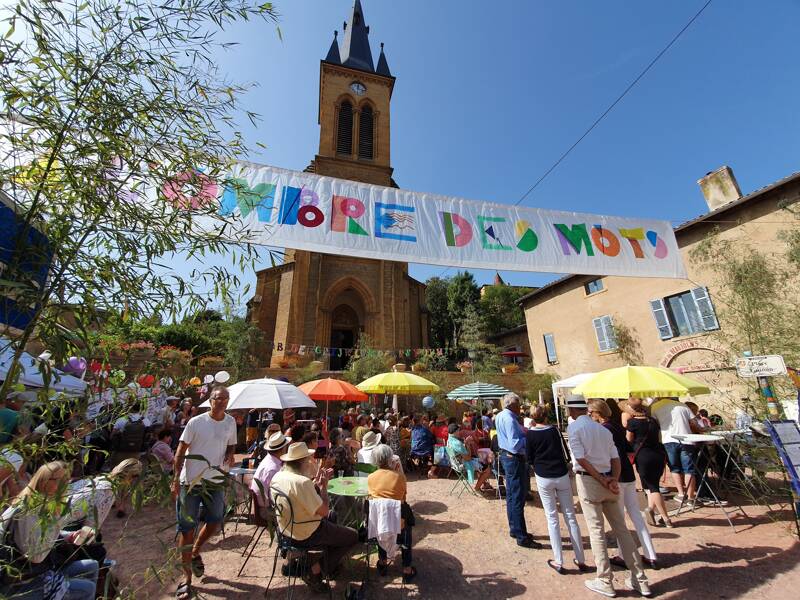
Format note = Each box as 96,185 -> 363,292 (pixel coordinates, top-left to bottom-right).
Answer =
445,447 -> 478,498
239,490 -> 275,576
266,487 -> 333,599
491,452 -> 506,500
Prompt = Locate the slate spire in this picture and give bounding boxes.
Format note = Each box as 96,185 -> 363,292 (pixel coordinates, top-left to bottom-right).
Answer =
325,30 -> 341,64
340,0 -> 375,72
376,42 -> 391,77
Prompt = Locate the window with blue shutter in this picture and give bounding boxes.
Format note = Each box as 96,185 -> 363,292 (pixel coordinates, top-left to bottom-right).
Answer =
690,286 -> 720,331
543,333 -> 557,364
593,315 -> 617,352
650,299 -> 675,340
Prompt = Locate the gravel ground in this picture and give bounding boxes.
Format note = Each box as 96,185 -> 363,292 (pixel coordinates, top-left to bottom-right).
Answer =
103,470 -> 800,599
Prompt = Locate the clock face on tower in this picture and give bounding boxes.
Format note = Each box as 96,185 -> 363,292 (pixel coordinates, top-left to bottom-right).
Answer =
350,81 -> 366,96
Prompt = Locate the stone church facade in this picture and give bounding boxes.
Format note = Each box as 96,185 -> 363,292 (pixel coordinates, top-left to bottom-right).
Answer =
249,1 -> 429,370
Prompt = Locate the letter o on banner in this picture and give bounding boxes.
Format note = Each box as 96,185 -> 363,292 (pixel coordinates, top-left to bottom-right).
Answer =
342,198 -> 365,219
298,205 -> 324,227
591,226 -> 621,257
162,170 -> 219,210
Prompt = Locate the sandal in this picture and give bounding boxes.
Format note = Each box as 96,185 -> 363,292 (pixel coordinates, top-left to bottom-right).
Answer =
176,582 -> 192,599
402,566 -> 417,584
546,559 -> 565,575
190,555 -> 205,578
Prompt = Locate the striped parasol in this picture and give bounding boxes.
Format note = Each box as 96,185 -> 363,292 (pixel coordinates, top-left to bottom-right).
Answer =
446,381 -> 511,403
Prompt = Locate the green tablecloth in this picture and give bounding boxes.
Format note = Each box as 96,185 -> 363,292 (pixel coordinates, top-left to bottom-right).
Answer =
327,476 -> 369,497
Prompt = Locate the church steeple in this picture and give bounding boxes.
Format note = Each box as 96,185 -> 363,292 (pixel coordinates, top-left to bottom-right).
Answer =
376,42 -> 391,77
325,30 -> 341,64
340,0 -> 375,73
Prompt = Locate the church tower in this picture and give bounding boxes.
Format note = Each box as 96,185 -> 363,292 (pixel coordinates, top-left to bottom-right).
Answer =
250,1 -> 428,370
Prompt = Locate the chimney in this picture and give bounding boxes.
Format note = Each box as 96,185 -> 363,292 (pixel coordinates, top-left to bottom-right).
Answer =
697,166 -> 742,211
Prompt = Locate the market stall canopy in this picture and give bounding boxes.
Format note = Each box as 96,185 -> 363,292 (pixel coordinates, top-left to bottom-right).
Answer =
299,378 -> 368,402
552,372 -> 597,394
446,381 -> 511,401
572,366 -> 710,399
357,372 -> 440,395
199,377 -> 315,410
0,338 -> 87,395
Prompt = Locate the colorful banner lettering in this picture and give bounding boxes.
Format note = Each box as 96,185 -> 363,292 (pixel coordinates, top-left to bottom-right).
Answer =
216,164 -> 686,278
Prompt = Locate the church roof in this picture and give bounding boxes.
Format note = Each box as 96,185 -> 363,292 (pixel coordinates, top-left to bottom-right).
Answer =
325,31 -> 341,64
325,0 -> 391,76
376,43 -> 391,76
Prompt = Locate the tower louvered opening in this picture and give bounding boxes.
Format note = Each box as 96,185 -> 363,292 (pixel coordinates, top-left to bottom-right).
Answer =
358,105 -> 374,160
337,101 -> 353,155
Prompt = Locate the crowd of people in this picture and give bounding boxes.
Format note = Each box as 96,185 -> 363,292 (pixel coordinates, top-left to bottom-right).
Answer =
0,378 -> 726,598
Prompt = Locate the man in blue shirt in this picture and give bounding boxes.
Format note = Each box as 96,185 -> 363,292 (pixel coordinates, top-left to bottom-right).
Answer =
496,393 -> 540,548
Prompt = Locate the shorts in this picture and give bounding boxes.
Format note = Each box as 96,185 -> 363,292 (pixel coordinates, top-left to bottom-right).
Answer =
176,486 -> 225,533
664,442 -> 698,475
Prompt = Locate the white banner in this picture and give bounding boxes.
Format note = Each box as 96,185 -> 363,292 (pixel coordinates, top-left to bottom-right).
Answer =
210,163 -> 685,278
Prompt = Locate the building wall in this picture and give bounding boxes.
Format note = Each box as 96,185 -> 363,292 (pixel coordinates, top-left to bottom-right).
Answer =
522,179 -> 800,414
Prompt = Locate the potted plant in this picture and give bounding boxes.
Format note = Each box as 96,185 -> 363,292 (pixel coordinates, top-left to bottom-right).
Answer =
392,363 -> 407,372
502,363 -> 520,374
456,360 -> 473,374
411,361 -> 427,373
124,340 -> 156,361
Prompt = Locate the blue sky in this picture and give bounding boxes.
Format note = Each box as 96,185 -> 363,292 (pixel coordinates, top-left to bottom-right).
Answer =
199,0 -> 800,307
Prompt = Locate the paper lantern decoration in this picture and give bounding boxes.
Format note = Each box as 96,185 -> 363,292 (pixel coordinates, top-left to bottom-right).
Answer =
203,374 -> 214,384
137,374 -> 156,388
189,376 -> 202,386
214,370 -> 230,383
422,396 -> 435,409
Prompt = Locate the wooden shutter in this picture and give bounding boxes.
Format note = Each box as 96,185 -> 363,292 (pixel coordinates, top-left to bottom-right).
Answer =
337,102 -> 353,155
358,105 -> 374,159
650,299 -> 674,340
543,333 -> 557,364
691,286 -> 720,331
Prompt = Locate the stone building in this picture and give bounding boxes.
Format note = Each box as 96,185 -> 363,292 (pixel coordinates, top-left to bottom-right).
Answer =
249,1 -> 428,370
519,166 -> 800,411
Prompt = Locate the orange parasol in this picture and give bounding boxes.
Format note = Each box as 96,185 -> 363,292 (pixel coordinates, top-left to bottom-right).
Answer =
299,378 -> 368,402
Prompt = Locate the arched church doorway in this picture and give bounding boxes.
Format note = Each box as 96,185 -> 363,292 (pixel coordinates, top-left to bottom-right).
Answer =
329,304 -> 361,371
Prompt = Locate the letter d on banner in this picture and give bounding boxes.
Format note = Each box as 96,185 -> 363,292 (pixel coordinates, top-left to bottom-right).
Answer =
441,212 -> 473,247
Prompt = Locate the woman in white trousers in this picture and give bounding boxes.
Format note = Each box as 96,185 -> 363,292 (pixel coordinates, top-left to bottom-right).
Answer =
526,406 -> 588,574
589,399 -> 658,568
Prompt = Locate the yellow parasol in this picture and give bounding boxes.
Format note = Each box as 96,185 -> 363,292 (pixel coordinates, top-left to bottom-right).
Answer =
356,371 -> 440,395
572,365 -> 710,399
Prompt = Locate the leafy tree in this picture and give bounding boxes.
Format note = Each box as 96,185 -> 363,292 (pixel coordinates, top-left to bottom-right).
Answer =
479,284 -> 534,336
425,276 -> 452,348
446,271 -> 479,348
459,304 -> 503,375
0,0 -> 279,401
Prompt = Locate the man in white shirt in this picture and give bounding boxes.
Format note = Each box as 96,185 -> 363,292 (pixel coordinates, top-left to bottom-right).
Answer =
650,397 -> 702,502
171,385 -> 237,600
567,395 -> 650,598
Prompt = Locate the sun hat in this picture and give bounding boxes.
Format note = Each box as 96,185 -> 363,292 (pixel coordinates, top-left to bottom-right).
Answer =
361,431 -> 380,450
281,442 -> 316,462
266,432 -> 291,452
565,394 -> 588,409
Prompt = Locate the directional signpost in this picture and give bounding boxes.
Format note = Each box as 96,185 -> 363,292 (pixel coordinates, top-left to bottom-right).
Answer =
736,354 -> 786,419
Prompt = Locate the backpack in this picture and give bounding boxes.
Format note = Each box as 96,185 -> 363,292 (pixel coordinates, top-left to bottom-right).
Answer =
118,419 -> 145,453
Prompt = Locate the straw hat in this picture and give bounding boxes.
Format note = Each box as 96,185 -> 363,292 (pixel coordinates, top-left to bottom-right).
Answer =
361,431 -> 380,450
265,432 -> 291,452
281,442 -> 316,462
566,394 -> 588,409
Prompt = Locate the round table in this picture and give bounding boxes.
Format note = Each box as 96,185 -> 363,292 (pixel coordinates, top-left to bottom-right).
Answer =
327,476 -> 370,497
327,476 -> 369,528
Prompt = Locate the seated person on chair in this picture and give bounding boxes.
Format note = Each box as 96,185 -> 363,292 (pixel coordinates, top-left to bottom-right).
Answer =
250,432 -> 291,509
325,428 -> 354,477
410,415 -> 435,465
446,424 -> 494,493
357,431 -> 403,474
270,442 -> 359,593
368,445 -> 417,584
